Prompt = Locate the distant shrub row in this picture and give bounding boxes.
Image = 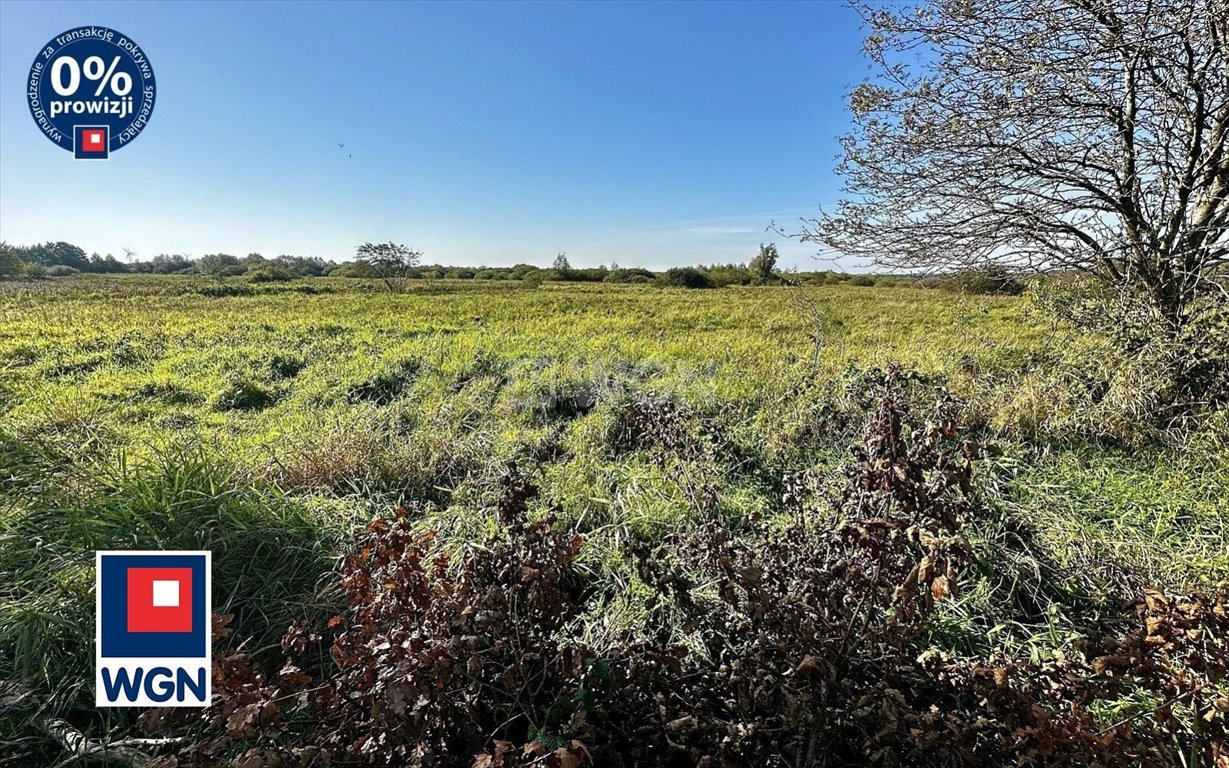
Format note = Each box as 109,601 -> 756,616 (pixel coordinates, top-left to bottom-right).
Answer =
0,240 -> 1027,294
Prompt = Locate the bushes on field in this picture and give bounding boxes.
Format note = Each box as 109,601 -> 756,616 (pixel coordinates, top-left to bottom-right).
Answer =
604,267 -> 656,284
940,265 -> 1024,295
658,266 -> 714,289
703,264 -> 751,286
247,266 -> 295,283
198,254 -> 245,279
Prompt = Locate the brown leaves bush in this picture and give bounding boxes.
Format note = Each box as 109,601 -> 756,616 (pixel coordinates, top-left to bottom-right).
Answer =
146,371 -> 1226,767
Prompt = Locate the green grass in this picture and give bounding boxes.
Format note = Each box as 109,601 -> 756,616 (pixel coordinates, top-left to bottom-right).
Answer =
1,274 -> 1225,755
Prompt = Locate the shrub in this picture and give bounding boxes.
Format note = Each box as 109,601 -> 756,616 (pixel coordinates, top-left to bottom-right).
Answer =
247,266 -> 294,283
705,264 -> 752,287
44,265 -> 80,277
940,265 -> 1024,295
659,267 -> 714,289
605,267 -> 657,284
198,254 -> 245,279
848,274 -> 875,286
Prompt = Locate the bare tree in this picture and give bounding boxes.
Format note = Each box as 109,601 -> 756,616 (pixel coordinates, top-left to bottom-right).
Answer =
798,0 -> 1228,335
356,242 -> 421,294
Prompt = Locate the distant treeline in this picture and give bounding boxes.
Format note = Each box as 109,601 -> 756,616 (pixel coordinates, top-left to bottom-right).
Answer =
0,240 -> 1025,294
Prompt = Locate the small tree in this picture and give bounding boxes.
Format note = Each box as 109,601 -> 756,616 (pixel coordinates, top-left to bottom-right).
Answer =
748,243 -> 779,285
356,242 -> 421,294
0,242 -> 25,280
551,252 -> 571,271
801,0 -> 1228,343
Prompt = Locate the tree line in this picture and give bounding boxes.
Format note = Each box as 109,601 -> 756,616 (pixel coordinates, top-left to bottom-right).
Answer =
3,241 -> 956,290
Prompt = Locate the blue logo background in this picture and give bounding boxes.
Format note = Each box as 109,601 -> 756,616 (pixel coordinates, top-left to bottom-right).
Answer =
99,553 -> 207,658
27,26 -> 156,155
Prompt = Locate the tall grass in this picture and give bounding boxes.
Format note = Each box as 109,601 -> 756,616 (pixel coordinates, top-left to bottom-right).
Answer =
0,440 -> 355,709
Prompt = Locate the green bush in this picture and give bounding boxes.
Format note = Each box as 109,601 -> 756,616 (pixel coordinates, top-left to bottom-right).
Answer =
247,266 -> 295,283
940,265 -> 1024,295
706,264 -> 752,287
605,267 -> 657,284
658,267 -> 714,289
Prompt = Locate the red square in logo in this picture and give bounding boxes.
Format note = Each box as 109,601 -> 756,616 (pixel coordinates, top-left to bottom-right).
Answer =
81,129 -> 106,153
126,567 -> 193,633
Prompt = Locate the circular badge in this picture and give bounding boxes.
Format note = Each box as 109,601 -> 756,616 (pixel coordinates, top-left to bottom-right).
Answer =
26,26 -> 156,159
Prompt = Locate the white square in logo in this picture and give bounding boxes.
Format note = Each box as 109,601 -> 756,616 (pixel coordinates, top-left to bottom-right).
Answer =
89,133 -> 101,145
151,579 -> 180,607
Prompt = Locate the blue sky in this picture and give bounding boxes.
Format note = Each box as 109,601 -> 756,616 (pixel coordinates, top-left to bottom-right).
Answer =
0,0 -> 868,270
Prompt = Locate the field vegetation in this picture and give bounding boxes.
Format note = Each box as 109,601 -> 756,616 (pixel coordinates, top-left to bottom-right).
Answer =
1,274 -> 1225,766
6,0 -> 1229,761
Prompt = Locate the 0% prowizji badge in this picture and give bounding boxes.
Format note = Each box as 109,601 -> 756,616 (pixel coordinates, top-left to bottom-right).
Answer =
26,25 -> 156,160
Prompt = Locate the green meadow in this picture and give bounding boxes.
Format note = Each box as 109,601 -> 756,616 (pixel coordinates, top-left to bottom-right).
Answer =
1,275 -> 1225,761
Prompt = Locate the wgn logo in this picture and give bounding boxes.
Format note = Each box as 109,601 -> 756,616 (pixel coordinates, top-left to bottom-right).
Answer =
95,551 -> 211,707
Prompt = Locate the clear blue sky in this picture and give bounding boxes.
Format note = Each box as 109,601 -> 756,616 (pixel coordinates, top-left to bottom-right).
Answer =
0,0 -> 868,270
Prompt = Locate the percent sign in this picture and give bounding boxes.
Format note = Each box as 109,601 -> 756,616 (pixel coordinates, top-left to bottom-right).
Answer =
50,55 -> 133,98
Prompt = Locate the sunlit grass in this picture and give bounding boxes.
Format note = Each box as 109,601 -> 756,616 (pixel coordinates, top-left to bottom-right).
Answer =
0,274 -> 1224,755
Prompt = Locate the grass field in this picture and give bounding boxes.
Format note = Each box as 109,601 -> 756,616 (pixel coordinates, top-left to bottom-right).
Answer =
1,275 -> 1226,763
